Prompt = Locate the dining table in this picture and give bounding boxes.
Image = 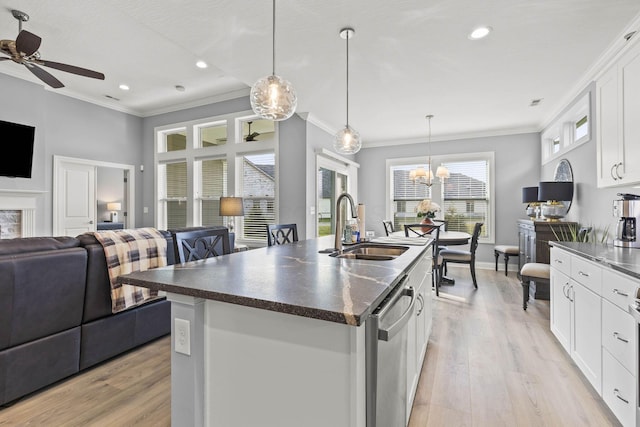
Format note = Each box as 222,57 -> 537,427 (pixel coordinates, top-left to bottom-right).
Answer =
389,228 -> 472,285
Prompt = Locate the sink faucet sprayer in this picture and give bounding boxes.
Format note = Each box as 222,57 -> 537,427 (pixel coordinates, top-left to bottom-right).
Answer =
334,192 -> 359,252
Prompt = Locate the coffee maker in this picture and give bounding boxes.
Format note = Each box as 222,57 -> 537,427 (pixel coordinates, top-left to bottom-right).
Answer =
613,193 -> 640,248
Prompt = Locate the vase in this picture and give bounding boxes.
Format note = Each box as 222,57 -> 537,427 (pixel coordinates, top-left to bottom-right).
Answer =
420,218 -> 434,233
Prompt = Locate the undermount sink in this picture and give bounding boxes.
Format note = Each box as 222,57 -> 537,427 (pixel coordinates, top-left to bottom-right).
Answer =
329,243 -> 409,261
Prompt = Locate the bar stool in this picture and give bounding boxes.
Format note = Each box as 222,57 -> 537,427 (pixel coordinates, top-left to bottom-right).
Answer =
494,245 -> 519,276
520,263 -> 550,310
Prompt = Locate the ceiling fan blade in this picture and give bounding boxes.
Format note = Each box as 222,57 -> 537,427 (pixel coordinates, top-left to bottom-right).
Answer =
39,60 -> 105,80
0,57 -> 11,61
15,30 -> 41,57
25,63 -> 64,88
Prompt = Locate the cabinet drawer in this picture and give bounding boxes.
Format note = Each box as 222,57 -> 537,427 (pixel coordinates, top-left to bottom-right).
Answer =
571,256 -> 602,295
550,248 -> 571,276
602,348 -> 636,427
602,268 -> 639,311
602,299 -> 637,375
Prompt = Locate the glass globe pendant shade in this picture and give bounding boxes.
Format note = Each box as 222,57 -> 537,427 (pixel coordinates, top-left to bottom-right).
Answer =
250,74 -> 297,121
334,125 -> 362,154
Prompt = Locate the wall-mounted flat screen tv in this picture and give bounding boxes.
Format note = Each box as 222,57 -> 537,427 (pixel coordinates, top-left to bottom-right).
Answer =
0,119 -> 35,178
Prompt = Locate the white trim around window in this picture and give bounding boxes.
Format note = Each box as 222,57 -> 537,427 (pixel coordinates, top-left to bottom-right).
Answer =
386,151 -> 495,244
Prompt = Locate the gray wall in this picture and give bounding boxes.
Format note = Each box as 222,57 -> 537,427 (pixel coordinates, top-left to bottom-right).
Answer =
355,133 -> 541,265
0,73 -> 142,235
541,82 -> 638,242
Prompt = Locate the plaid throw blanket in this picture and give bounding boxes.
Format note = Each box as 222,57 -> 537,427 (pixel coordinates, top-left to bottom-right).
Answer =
93,227 -> 168,313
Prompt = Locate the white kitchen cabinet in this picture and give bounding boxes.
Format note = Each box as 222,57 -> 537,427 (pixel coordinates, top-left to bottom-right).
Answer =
603,348 -> 636,427
550,248 -> 602,394
550,266 -> 572,353
571,278 -> 602,393
596,38 -> 640,188
550,246 -> 640,427
406,250 -> 433,423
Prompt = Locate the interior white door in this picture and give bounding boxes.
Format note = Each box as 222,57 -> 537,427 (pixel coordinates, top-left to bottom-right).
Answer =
56,160 -> 96,236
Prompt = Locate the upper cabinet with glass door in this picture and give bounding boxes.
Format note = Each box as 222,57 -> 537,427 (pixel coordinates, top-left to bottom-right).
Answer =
596,35 -> 640,187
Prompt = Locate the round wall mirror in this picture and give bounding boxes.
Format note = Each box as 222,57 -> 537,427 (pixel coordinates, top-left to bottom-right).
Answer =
553,159 -> 573,214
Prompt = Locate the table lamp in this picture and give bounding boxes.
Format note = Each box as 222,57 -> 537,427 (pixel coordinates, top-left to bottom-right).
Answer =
522,186 -> 540,219
107,202 -> 121,222
219,197 -> 244,232
538,181 -> 573,221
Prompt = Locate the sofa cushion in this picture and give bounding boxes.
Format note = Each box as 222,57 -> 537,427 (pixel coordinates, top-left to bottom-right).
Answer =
0,248 -> 87,350
0,236 -> 79,256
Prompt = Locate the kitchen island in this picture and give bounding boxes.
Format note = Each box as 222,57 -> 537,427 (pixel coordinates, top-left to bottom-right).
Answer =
117,235 -> 433,427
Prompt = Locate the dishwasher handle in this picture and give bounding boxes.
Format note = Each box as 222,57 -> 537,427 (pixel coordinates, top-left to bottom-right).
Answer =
377,285 -> 416,342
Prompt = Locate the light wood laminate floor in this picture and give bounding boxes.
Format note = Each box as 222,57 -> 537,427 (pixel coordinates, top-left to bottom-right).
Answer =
0,267 -> 621,426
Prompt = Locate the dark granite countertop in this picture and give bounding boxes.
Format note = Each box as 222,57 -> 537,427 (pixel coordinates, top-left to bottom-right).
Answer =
117,235 -> 433,326
549,241 -> 640,280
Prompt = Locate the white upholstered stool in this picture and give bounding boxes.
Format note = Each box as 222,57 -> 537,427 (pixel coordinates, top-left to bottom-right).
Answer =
494,245 -> 519,276
520,263 -> 550,310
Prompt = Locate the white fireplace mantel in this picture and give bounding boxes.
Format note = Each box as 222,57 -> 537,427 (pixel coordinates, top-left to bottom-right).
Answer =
0,189 -> 46,238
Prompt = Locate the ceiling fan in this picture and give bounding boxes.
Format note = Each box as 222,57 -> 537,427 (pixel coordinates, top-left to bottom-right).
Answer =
0,9 -> 105,89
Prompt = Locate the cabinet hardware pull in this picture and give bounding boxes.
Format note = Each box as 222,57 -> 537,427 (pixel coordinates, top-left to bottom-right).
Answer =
614,388 -> 629,404
555,259 -> 563,264
616,162 -> 624,180
562,283 -> 569,299
611,164 -> 618,180
612,289 -> 629,297
568,285 -> 574,302
613,332 -> 629,343
416,294 -> 424,316
578,271 -> 589,277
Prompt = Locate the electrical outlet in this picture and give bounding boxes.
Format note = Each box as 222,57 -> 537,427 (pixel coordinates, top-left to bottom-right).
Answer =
174,318 -> 191,356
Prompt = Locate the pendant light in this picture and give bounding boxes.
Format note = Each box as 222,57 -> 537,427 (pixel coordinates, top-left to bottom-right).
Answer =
250,0 -> 297,121
334,27 -> 361,155
410,115 -> 449,186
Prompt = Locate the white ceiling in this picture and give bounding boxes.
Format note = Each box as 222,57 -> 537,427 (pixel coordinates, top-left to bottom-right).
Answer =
1,0 -> 639,145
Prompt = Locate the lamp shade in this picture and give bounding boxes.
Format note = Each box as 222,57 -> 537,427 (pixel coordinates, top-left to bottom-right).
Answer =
107,202 -> 121,211
219,197 -> 245,216
538,181 -> 573,202
522,187 -> 539,203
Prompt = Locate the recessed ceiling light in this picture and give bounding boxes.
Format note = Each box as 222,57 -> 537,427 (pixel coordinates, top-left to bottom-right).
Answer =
196,60 -> 208,69
175,85 -> 185,92
469,26 -> 492,40
119,84 -> 130,91
530,98 -> 543,107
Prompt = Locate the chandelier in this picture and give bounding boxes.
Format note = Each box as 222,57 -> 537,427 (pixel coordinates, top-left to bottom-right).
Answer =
409,115 -> 449,187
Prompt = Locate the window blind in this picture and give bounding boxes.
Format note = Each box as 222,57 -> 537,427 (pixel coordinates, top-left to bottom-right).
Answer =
242,153 -> 276,241
391,164 -> 431,230
441,160 -> 488,236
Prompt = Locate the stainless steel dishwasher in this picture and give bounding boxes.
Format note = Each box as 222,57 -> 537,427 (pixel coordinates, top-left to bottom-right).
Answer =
365,274 -> 416,427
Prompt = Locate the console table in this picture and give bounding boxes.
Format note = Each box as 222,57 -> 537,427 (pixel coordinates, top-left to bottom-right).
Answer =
517,219 -> 578,299
97,222 -> 125,230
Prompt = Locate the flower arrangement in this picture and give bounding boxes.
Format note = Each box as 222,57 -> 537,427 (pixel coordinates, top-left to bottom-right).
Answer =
416,199 -> 440,219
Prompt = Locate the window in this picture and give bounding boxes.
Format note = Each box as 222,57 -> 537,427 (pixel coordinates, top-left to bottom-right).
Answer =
440,159 -> 490,238
389,152 -> 494,242
390,164 -> 431,231
158,161 -> 187,229
541,92 -> 590,163
240,152 -> 276,240
155,111 -> 278,244
198,158 -> 227,227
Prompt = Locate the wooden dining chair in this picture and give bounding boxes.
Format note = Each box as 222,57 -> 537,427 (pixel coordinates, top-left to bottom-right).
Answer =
266,224 -> 299,246
172,227 -> 231,263
403,223 -> 445,296
382,220 -> 394,236
438,222 -> 484,289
